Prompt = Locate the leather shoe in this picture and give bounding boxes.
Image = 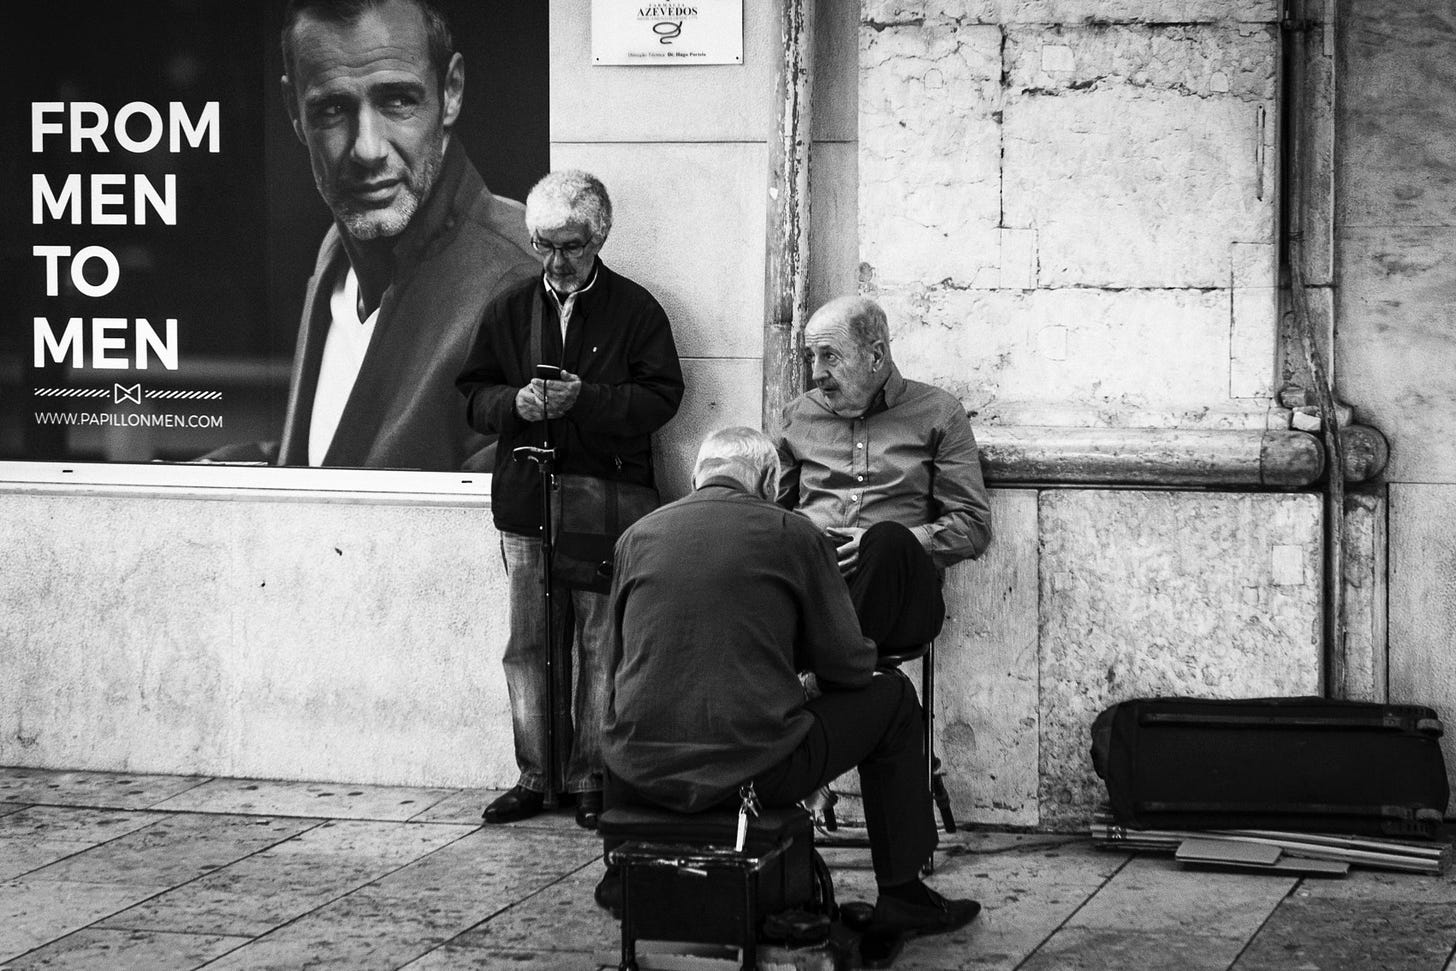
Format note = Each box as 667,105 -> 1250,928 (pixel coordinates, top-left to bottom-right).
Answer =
868,886 -> 981,937
575,789 -> 603,829
594,865 -> 622,917
482,785 -> 544,824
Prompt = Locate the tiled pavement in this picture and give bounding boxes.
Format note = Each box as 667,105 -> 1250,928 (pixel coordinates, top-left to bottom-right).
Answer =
2,767 -> 1454,970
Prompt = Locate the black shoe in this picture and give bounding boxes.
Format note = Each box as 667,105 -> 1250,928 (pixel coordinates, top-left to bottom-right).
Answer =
594,866 -> 622,917
575,789 -> 603,830
482,785 -> 544,824
868,886 -> 981,937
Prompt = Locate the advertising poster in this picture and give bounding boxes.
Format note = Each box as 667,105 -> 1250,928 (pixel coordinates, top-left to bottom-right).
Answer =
1,0 -> 547,473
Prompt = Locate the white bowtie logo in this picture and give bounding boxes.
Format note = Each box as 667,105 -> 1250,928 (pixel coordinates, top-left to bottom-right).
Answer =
114,383 -> 142,405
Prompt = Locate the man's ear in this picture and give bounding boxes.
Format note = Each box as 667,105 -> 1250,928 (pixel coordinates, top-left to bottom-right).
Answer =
869,339 -> 888,372
281,75 -> 305,145
757,467 -> 775,501
441,52 -> 465,128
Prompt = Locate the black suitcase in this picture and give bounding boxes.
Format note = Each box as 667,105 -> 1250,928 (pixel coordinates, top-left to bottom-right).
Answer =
1091,696 -> 1451,839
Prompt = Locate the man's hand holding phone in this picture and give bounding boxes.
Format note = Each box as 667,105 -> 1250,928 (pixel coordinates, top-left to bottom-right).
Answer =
517,364 -> 582,421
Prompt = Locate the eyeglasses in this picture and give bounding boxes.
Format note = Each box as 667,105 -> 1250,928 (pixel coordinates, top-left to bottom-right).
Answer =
530,237 -> 590,258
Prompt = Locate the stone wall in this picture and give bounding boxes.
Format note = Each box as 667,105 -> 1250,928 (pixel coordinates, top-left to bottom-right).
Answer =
860,2 -> 1281,429
0,490 -> 514,789
1337,1 -> 1456,807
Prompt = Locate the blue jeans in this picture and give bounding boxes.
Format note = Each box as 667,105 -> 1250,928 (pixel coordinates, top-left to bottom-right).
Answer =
500,530 -> 611,794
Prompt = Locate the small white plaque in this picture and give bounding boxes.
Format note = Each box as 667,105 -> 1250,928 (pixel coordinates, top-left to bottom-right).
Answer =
592,0 -> 744,66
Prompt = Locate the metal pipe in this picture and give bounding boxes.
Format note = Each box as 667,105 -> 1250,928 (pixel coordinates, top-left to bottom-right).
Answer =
1284,0 -> 1347,698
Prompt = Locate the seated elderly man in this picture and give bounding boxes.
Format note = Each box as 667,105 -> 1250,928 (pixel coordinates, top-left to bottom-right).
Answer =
776,296 -> 992,654
599,426 -> 981,938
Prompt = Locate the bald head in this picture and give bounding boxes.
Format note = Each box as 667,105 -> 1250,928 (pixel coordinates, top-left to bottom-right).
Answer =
803,296 -> 892,417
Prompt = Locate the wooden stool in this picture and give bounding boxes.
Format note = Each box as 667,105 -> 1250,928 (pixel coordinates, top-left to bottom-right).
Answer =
599,804 -> 817,970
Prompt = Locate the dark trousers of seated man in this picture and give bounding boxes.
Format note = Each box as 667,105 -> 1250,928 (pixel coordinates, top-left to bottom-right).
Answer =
606,671 -> 936,887
849,521 -> 945,656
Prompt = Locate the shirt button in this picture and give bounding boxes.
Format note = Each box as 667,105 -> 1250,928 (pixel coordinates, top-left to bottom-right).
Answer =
856,442 -> 864,449
851,495 -> 860,502
856,475 -> 864,482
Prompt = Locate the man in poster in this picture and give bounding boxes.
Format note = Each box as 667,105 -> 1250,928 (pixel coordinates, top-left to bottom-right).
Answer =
212,0 -> 536,469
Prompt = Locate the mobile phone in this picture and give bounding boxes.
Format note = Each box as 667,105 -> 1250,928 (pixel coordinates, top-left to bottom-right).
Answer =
535,364 -> 563,381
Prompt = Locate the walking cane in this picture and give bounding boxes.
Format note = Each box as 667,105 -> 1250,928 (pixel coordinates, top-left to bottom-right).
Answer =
513,361 -> 563,812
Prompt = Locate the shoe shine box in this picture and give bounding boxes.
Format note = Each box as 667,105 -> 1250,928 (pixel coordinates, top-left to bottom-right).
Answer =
604,807 -> 814,946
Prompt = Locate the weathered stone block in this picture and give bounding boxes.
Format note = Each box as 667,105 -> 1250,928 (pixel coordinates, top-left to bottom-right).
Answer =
871,286 -> 1268,429
0,494 -> 515,789
1337,227 -> 1456,482
1002,24 -> 1277,288
1037,490 -> 1322,830
1230,241 -> 1279,399
938,489 -> 1040,827
1342,492 -> 1387,704
1388,483 -> 1456,815
1339,1 -> 1456,228
808,142 -> 860,311
860,21 -> 1002,286
1005,23 -> 1276,99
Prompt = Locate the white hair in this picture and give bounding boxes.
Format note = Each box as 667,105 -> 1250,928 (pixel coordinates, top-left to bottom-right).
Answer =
525,169 -> 613,242
693,426 -> 780,498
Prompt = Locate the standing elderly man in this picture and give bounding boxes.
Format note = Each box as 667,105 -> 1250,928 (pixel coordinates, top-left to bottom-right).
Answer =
253,0 -> 536,470
776,295 -> 992,655
600,426 -> 981,940
457,170 -> 683,829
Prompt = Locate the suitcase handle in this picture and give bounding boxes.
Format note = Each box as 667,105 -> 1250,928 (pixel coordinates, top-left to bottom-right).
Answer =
1139,712 -> 1442,736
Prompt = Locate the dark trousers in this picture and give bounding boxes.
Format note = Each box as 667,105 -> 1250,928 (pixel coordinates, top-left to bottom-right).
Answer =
602,673 -> 935,888
848,521 -> 945,654
752,671 -> 936,887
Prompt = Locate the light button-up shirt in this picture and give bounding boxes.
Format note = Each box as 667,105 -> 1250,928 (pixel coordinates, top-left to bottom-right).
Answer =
775,364 -> 992,570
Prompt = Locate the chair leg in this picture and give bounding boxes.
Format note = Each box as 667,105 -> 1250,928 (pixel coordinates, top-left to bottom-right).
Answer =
922,642 -> 957,836
618,868 -> 638,971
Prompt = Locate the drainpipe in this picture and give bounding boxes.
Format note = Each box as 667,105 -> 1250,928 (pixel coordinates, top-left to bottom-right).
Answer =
763,0 -> 815,438
1282,0 -> 1347,698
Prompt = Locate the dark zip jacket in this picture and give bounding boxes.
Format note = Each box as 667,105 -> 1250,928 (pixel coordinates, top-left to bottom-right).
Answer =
456,261 -> 684,534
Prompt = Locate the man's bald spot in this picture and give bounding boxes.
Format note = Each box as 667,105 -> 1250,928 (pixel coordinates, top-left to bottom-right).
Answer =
807,296 -> 890,354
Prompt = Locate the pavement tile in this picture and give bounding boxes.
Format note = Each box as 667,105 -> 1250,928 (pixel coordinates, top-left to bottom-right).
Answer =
1059,854 -> 1297,934
0,927 -> 248,970
0,807 -> 171,879
23,813 -> 319,887
1013,855 -> 1298,971
1232,896 -> 1456,971
0,769 -> 208,811
445,860 -> 619,952
407,788 -> 493,824
416,788 -> 604,832
0,804 -> 30,818
149,778 -> 458,821
197,826 -> 602,970
0,879 -> 172,962
0,806 -> 167,844
1018,926 -> 1252,971
821,839 -> 1132,970
401,945 -> 607,969
1293,863 -> 1456,903
0,841 -> 98,882
97,819 -> 476,936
